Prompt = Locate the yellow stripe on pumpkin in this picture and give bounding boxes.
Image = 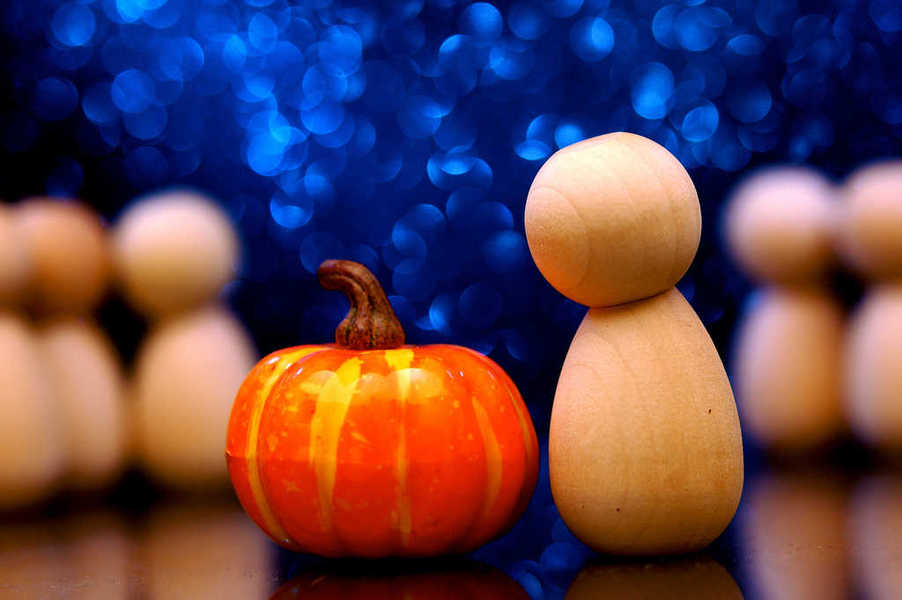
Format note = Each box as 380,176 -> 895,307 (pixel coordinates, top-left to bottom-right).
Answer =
384,348 -> 414,390
498,372 -> 536,469
247,347 -> 322,544
383,348 -> 414,548
308,357 -> 363,535
472,396 -> 503,529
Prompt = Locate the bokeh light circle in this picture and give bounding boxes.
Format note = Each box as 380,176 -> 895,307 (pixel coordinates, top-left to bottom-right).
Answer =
32,77 -> 79,121
111,69 -> 156,113
631,62 -> 674,120
51,4 -> 97,47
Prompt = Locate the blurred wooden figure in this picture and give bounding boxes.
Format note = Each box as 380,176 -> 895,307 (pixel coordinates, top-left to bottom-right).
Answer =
725,167 -> 846,452
0,204 -> 65,510
15,198 -> 129,494
839,162 -> 902,453
37,318 -> 127,491
131,306 -> 256,490
0,204 -> 32,306
112,190 -> 239,319
15,198 -> 111,315
0,312 -> 65,510
115,190 -> 256,490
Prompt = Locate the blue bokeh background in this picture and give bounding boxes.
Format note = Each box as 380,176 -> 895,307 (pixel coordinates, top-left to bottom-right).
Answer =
3,0 -> 900,458
6,0 -> 899,366
2,1 -> 900,595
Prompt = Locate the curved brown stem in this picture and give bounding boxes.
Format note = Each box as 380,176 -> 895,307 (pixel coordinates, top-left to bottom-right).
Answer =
317,259 -> 405,350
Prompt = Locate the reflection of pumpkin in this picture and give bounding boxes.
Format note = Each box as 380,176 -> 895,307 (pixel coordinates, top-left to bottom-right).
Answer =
227,260 -> 539,557
565,557 -> 741,599
271,562 -> 528,600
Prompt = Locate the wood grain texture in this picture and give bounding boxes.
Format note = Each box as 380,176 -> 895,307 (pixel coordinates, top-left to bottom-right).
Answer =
525,132 -> 701,307
550,288 -> 743,555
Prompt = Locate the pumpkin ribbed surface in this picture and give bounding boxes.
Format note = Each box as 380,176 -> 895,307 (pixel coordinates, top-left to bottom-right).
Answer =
226,343 -> 538,557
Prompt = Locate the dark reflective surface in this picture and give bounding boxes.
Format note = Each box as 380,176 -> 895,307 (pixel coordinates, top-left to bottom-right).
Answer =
566,557 -> 742,599
3,464 -> 901,599
271,562 -> 529,600
0,496 -> 276,598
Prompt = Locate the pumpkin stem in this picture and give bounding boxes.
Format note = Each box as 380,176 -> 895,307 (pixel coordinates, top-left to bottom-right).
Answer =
318,259 -> 406,350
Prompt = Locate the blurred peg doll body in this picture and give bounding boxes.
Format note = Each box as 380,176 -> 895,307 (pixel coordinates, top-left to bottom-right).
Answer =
725,167 -> 846,452
114,190 -> 256,490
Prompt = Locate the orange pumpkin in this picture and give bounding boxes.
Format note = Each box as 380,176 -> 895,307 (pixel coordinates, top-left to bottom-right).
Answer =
226,260 -> 539,557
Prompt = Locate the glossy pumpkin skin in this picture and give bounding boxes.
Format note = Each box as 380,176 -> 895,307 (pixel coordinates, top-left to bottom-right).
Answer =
226,343 -> 538,558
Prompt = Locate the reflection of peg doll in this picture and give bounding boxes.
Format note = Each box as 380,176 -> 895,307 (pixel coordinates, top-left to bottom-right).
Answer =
15,198 -> 128,493
566,558 -> 742,599
59,511 -> 131,600
725,168 -> 845,452
742,471 -> 849,600
0,517 -> 64,592
139,500 -> 272,599
851,473 -> 902,599
839,161 -> 902,452
114,190 -> 256,490
525,132 -> 743,555
0,203 -> 63,510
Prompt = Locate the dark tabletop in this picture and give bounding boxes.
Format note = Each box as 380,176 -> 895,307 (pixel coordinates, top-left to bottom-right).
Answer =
1,455 -> 895,599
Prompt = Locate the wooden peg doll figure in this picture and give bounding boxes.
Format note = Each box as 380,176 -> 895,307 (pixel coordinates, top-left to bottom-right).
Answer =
525,132 -> 743,555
